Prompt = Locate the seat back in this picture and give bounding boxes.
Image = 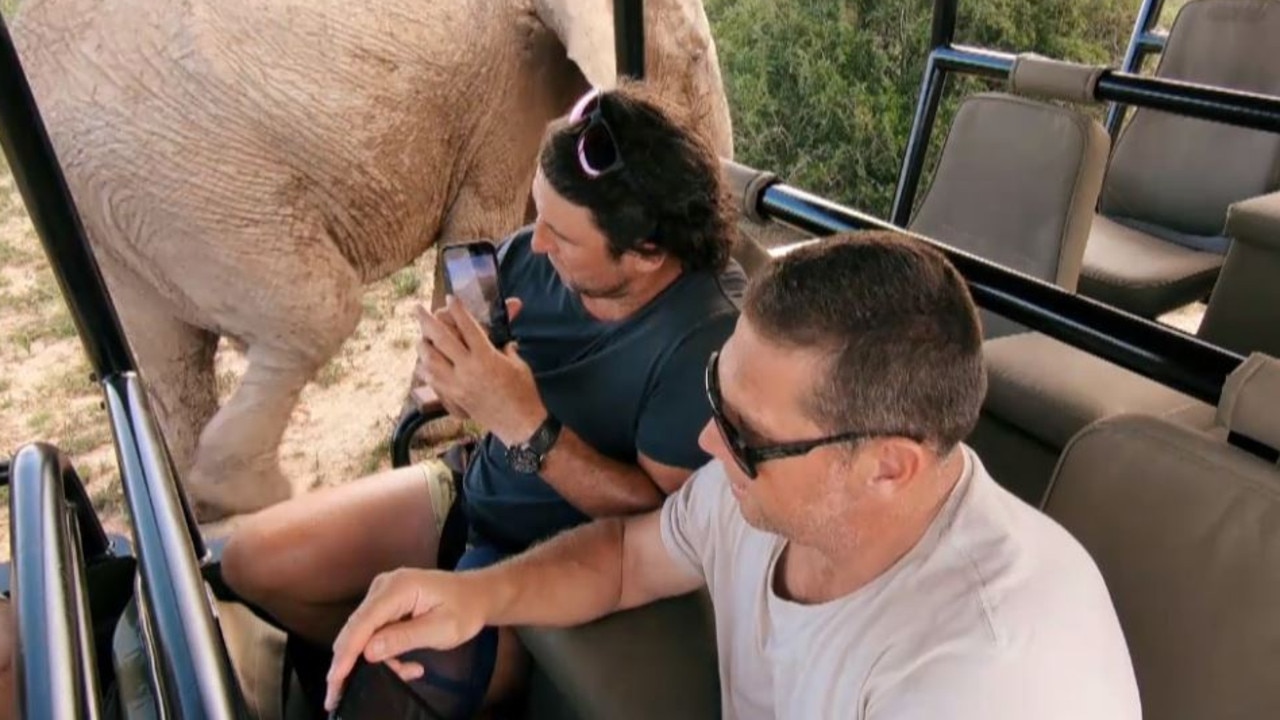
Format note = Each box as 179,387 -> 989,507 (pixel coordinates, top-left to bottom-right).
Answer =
910,92 -> 1108,291
1042,353 -> 1280,720
1100,0 -> 1280,240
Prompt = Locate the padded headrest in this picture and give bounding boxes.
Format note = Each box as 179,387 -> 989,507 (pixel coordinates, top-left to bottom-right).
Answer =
1009,53 -> 1106,104
1044,413 -> 1280,718
910,92 -> 1108,290
1217,352 -> 1280,455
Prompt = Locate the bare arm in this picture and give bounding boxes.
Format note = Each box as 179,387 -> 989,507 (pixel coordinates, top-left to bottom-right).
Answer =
324,510 -> 701,710
417,298 -> 695,515
483,508 -> 701,626
537,432 -> 694,517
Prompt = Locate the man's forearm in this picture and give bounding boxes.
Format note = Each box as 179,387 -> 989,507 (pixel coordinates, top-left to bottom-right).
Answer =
475,517 -> 626,628
539,428 -> 664,516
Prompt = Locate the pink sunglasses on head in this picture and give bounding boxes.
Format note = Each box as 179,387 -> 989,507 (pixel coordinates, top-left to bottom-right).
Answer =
569,88 -> 623,178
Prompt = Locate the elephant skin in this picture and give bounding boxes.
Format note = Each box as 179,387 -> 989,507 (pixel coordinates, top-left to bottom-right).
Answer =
9,0 -> 733,520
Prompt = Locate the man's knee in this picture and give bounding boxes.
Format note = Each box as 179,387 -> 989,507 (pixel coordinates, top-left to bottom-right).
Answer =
221,523 -> 290,603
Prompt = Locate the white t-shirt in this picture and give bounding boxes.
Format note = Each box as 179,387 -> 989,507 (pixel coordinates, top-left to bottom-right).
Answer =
659,446 -> 1141,719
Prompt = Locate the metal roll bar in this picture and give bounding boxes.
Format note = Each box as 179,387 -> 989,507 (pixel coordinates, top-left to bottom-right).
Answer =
104,374 -> 244,718
742,174 -> 1243,406
1107,0 -> 1168,135
614,0 -> 645,80
891,0 -> 1280,225
9,444 -> 100,719
1,16 -> 244,717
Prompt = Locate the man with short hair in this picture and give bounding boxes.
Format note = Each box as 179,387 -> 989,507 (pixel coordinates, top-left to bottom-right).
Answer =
325,231 -> 1142,718
220,83 -> 744,716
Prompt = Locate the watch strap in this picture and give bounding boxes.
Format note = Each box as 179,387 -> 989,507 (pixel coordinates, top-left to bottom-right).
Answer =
526,414 -> 562,456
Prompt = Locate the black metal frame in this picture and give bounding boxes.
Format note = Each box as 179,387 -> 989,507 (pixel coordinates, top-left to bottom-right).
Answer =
1,16 -> 244,718
614,0 -> 645,80
756,181 -> 1241,405
0,0 -> 1274,715
9,444 -> 102,719
891,0 -> 1280,226
1106,0 -> 1167,136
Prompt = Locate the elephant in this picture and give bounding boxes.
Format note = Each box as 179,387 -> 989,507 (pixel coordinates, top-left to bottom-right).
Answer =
10,0 -> 733,520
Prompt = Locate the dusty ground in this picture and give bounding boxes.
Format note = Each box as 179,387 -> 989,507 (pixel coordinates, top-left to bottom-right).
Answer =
0,163 -> 438,559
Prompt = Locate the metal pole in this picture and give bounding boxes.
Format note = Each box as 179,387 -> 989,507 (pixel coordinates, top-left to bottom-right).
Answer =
104,374 -> 239,718
891,0 -> 960,225
931,45 -> 1280,135
614,0 -> 645,80
1105,0 -> 1167,136
757,182 -> 1242,405
930,0 -> 959,49
1,15 -> 208,564
10,444 -> 91,720
0,18 -> 135,378
891,58 -> 947,226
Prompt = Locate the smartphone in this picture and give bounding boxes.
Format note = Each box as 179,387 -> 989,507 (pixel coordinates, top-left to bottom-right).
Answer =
441,242 -> 513,347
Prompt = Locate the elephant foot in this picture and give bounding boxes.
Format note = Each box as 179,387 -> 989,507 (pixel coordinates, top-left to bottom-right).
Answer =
187,469 -> 294,523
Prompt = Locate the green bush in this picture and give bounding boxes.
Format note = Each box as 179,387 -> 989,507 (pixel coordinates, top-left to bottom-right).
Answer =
706,0 -> 1135,218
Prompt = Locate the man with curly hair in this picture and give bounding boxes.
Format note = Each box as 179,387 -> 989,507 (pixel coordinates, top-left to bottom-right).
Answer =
221,82 -> 745,716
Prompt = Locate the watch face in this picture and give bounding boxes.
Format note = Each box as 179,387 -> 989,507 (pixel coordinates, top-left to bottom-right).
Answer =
507,446 -> 540,474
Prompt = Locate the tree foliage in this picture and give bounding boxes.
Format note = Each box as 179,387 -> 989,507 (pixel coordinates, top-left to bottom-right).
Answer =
706,0 -> 1136,217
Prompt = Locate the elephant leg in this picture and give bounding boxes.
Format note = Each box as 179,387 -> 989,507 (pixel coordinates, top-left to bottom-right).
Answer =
99,258 -> 219,477
183,249 -> 363,522
185,345 -> 314,521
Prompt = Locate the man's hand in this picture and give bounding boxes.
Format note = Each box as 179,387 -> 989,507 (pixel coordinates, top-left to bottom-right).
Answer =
324,568 -> 496,712
416,297 -> 547,446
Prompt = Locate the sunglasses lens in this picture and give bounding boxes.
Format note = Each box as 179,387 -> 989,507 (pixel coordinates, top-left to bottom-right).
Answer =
578,122 -> 619,177
711,410 -> 757,479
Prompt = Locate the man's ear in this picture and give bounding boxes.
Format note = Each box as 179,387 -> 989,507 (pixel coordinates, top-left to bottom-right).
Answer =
625,242 -> 668,273
866,439 -> 929,497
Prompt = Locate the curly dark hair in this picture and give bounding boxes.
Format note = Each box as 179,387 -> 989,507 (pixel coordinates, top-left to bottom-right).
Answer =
538,82 -> 735,273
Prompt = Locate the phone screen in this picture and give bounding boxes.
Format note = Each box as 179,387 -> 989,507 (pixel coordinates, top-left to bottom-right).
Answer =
441,243 -> 512,346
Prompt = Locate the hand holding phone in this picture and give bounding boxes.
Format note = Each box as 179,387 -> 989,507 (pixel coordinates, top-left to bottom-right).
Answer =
441,242 -> 513,347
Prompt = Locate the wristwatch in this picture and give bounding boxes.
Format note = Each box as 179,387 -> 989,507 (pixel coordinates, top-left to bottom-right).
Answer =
506,413 -> 562,474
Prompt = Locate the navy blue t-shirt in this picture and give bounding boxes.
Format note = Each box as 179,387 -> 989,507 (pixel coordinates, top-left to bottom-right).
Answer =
462,227 -> 745,551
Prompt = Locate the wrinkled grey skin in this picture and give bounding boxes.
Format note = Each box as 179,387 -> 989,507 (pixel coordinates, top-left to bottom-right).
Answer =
11,0 -> 732,520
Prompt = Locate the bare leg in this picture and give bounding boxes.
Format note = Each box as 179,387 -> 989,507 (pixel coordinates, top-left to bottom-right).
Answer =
220,466 -> 442,645
221,466 -> 527,709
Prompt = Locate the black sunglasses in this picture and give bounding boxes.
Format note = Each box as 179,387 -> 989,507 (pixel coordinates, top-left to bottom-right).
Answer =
704,350 -> 905,479
568,88 -> 623,178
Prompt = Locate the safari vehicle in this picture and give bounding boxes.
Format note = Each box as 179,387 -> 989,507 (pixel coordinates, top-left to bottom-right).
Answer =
3,0 -> 1279,717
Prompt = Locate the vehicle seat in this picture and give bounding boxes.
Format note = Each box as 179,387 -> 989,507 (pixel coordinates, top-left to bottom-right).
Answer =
1079,0 -> 1280,318
1042,352 -> 1280,719
1198,189 -> 1280,359
517,592 -> 720,720
976,164 -> 1280,502
909,92 -> 1109,337
972,330 -> 1216,502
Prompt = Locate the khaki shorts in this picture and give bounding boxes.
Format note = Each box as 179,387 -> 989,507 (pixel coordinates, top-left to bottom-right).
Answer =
418,459 -> 459,537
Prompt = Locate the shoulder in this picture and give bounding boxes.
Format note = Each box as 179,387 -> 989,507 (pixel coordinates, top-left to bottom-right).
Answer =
648,263 -> 744,358
863,637 -> 1141,719
496,226 -> 535,271
868,449 -> 1138,715
944,450 -> 1120,620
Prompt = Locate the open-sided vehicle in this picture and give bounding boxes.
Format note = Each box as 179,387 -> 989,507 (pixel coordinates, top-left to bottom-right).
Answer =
3,0 -> 1279,717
